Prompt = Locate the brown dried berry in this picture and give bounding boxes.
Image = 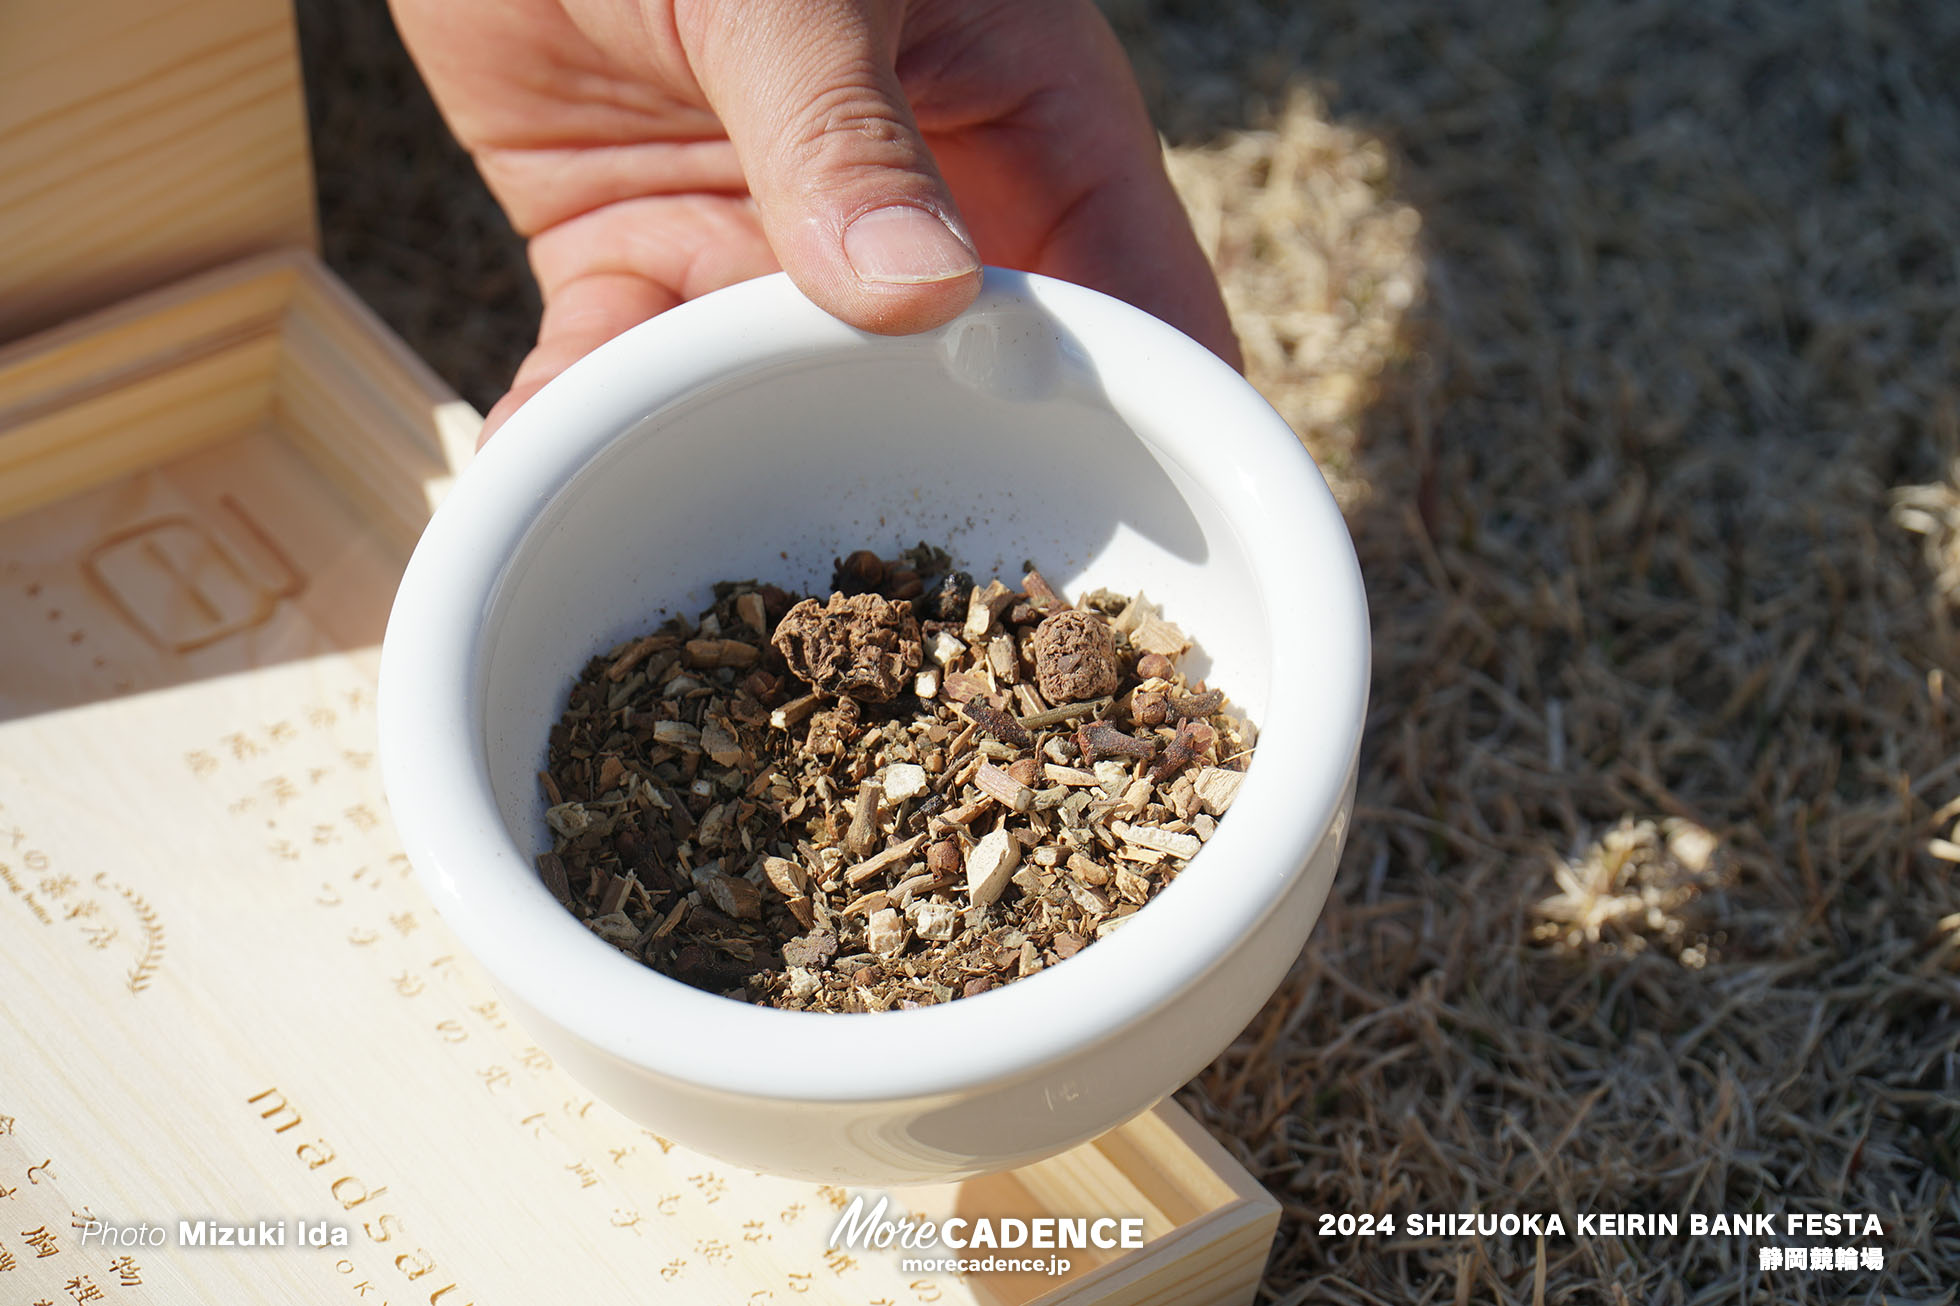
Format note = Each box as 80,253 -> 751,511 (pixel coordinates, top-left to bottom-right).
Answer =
833,549 -> 887,594
1131,689 -> 1170,727
771,593 -> 922,702
1030,609 -> 1120,703
1005,757 -> 1042,788
926,838 -> 961,878
1135,652 -> 1175,681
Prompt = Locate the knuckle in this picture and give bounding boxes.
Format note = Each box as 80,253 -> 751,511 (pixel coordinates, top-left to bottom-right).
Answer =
786,76 -> 920,168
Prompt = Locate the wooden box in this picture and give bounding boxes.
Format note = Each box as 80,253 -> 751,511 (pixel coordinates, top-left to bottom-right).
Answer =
0,3 -> 1279,1303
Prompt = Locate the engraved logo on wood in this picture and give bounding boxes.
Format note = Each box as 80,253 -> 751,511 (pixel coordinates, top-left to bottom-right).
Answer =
82,496 -> 305,653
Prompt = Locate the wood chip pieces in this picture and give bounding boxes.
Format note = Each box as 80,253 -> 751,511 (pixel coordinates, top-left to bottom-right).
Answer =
539,547 -> 1255,1012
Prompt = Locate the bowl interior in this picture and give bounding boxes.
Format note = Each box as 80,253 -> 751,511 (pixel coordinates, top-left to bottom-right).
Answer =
481,327 -> 1271,862
386,271 -> 1368,1111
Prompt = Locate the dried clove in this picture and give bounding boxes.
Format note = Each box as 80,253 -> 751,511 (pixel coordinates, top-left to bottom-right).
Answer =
1150,719 -> 1217,781
1076,720 -> 1157,762
961,700 -> 1034,750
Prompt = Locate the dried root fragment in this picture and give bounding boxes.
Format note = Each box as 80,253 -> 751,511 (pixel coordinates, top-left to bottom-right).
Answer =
700,718 -> 743,766
762,857 -> 808,896
1113,821 -> 1202,859
693,867 -> 761,919
882,763 -> 929,802
964,579 -> 1016,639
966,828 -> 1021,908
1191,767 -> 1244,814
909,900 -> 959,941
866,908 -> 909,958
771,592 -> 922,702
735,591 -> 768,634
782,932 -> 837,969
974,762 -> 1035,813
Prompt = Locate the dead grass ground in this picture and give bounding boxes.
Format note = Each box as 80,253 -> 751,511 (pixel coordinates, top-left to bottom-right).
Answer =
301,0 -> 1959,1298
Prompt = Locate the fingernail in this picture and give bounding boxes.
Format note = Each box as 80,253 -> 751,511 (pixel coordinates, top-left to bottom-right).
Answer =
843,206 -> 980,284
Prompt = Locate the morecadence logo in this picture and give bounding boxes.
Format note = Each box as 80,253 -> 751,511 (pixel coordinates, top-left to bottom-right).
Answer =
828,1193 -> 1146,1279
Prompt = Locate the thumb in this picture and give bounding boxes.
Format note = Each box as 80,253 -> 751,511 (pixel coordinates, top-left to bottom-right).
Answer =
677,0 -> 981,334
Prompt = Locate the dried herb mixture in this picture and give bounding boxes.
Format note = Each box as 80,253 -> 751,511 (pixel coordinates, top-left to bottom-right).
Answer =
539,545 -> 1254,1012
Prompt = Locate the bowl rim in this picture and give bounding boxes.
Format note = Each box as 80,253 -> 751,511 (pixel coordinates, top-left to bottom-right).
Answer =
378,268 -> 1369,1103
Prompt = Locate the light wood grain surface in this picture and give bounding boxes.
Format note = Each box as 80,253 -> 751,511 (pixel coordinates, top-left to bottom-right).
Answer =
0,0 -> 316,344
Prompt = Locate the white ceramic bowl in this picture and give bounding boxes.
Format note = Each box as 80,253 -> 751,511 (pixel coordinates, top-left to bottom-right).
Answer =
378,270 -> 1367,1185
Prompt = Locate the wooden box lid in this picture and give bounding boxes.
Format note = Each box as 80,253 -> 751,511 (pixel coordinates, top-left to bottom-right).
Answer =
0,255 -> 1277,1306
0,0 -> 317,343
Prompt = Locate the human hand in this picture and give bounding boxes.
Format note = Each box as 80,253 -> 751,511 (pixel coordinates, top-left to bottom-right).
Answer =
389,0 -> 1240,436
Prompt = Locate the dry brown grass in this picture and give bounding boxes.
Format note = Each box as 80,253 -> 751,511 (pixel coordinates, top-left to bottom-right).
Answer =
1116,0 -> 1960,1298
302,0 -> 1960,1297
